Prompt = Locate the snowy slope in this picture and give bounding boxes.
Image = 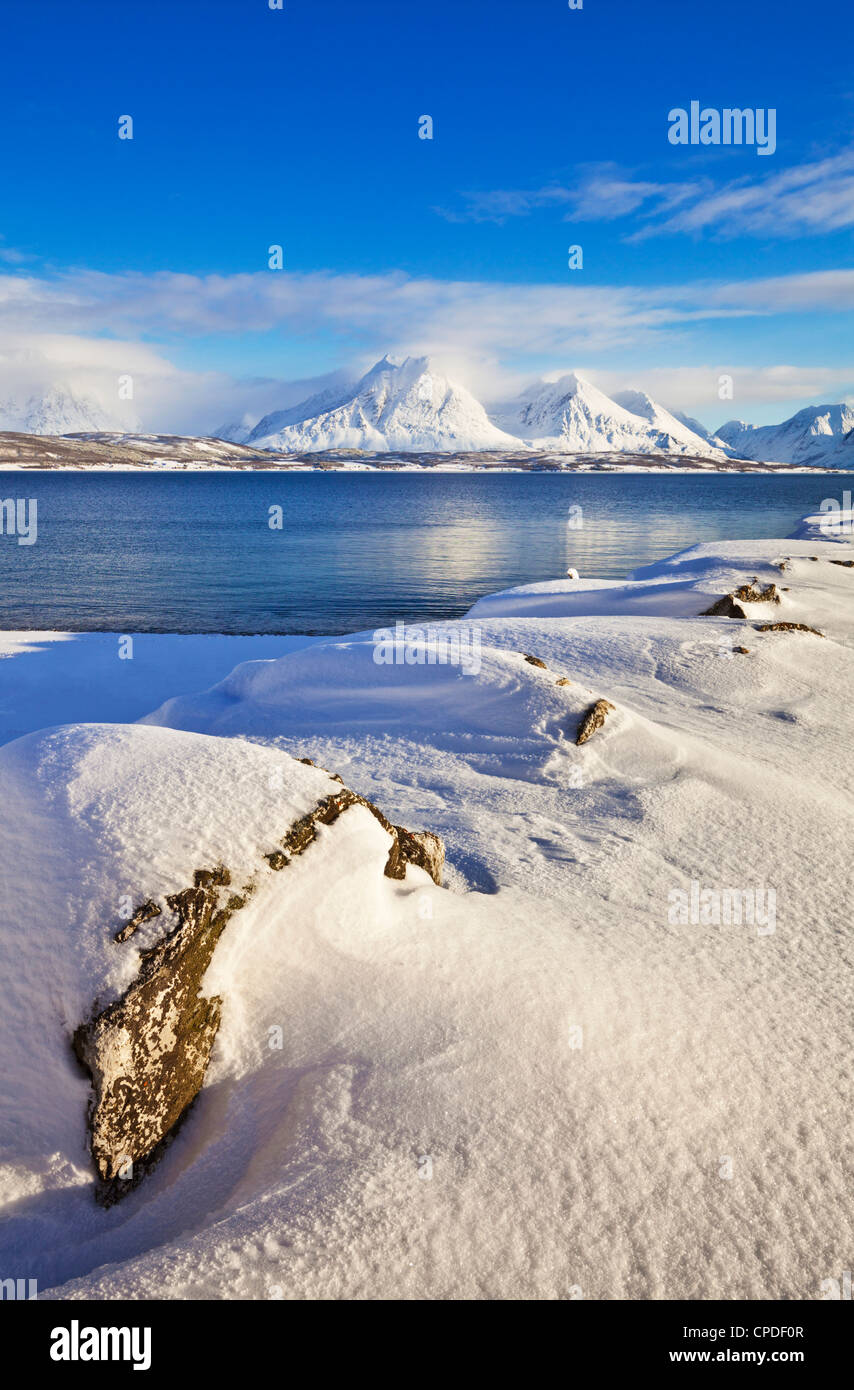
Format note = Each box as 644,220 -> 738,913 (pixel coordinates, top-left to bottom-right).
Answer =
611,389 -> 728,456
0,386 -> 126,435
669,408 -> 733,452
2,519 -> 853,1300
717,403 -> 854,465
493,372 -> 716,454
213,415 -> 257,445
249,356 -> 525,453
822,427 -> 854,468
244,378 -> 359,446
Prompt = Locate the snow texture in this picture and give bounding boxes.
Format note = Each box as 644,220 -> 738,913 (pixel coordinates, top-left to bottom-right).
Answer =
0,515 -> 852,1299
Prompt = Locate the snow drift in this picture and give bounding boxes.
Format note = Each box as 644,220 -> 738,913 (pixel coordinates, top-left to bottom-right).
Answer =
1,519 -> 852,1299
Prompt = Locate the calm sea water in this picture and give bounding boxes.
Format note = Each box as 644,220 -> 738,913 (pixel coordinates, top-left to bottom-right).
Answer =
0,470 -> 842,633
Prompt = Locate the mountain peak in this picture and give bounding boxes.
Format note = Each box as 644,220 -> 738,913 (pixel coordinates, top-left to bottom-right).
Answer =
717,403 -> 854,465
247,354 -> 522,453
0,385 -> 130,436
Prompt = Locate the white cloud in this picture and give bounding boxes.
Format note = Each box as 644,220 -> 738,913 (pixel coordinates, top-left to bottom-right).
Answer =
437,151 -> 854,241
571,363 -> 854,429
3,264 -> 854,357
1,264 -> 853,431
626,151 -> 854,240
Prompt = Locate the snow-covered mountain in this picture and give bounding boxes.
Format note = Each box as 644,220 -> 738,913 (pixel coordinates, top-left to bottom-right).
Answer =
492,372 -> 721,455
823,427 -> 854,468
244,378 -> 359,445
717,404 -> 854,466
0,386 -> 127,436
214,414 -> 257,445
215,375 -> 359,445
611,389 -> 726,456
669,409 -> 734,454
247,356 -> 525,453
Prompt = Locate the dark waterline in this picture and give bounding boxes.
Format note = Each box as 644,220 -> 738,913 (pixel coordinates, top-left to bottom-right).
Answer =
0,470 -> 842,634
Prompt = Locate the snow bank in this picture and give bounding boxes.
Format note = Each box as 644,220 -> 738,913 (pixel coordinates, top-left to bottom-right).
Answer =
0,633 -> 321,747
786,507 -> 854,542
1,519 -> 852,1300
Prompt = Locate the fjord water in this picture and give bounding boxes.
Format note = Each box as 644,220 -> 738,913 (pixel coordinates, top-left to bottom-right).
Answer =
0,470 -> 841,633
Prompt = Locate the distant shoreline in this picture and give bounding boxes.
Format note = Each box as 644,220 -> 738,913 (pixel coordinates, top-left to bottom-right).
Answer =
0,429 -> 847,474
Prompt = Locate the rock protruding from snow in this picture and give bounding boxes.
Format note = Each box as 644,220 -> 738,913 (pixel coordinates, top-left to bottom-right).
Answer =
717,404 -> 854,465
248,356 -> 525,453
702,581 -> 781,618
71,766 -> 445,1203
575,699 -> 615,745
74,863 -> 247,1202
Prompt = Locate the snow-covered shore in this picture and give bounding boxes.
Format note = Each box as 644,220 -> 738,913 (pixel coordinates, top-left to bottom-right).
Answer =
0,512 -> 851,1300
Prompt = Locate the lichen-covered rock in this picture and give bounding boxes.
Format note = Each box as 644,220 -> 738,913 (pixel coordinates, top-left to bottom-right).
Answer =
114,898 -> 161,944
702,582 -> 780,618
755,622 -> 824,636
385,826 -> 445,884
74,865 -> 244,1203
576,699 -> 615,746
73,781 -> 445,1204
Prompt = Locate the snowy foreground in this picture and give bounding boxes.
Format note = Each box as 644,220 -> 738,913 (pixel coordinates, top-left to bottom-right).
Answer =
0,512 -> 852,1300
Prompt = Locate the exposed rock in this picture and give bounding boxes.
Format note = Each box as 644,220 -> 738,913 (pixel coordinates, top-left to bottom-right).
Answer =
114,898 -> 162,944
702,582 -> 780,619
268,787 -> 444,886
385,827 -> 445,885
702,594 -> 749,619
73,778 -> 445,1203
733,646 -> 751,655
755,622 -> 824,636
298,756 -> 343,783
74,866 -> 248,1204
830,559 -> 854,568
523,654 -> 548,669
576,699 -> 615,746
555,677 -> 572,687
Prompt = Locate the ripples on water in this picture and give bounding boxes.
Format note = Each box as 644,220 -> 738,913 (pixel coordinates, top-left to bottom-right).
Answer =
0,470 -> 841,633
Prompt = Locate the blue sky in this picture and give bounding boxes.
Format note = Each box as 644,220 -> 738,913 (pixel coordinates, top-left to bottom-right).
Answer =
1,0 -> 852,429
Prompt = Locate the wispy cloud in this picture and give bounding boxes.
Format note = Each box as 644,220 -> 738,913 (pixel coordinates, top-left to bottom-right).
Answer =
437,150 -> 854,241
435,186 -> 576,224
3,265 -> 854,360
0,236 -> 30,265
622,151 -> 854,240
